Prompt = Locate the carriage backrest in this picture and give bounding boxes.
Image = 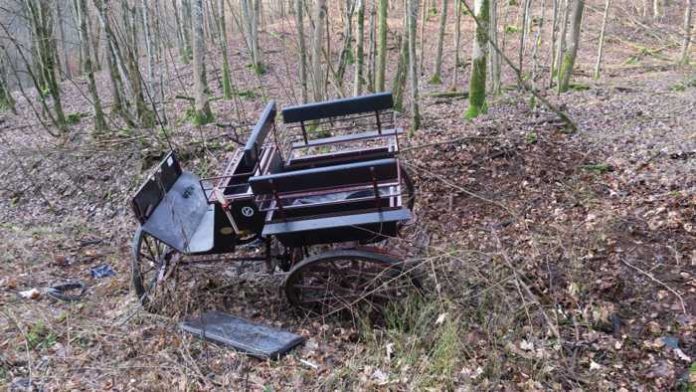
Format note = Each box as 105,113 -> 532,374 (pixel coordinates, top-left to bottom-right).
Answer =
281,92 -> 393,124
131,151 -> 182,224
242,101 -> 276,169
249,158 -> 398,195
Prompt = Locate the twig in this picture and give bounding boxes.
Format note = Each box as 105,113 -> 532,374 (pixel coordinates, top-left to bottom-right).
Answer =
620,258 -> 687,315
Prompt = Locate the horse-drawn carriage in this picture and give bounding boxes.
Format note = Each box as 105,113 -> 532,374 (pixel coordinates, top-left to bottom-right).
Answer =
130,92 -> 419,316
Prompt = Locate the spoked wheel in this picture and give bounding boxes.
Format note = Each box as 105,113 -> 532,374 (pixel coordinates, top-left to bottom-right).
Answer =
284,249 -> 421,318
132,228 -> 180,312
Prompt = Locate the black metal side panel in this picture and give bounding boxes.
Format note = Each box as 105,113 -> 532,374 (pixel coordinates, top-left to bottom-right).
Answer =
141,172 -> 212,253
281,92 -> 393,123
275,221 -> 400,247
249,158 -> 398,194
243,101 -> 277,168
181,311 -> 305,360
131,152 -> 183,224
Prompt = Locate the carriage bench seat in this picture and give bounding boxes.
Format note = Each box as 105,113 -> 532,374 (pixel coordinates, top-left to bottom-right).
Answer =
249,158 -> 410,246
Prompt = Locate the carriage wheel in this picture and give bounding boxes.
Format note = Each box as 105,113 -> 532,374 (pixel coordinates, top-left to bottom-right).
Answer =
131,228 -> 180,312
284,249 -> 420,318
400,162 -> 416,211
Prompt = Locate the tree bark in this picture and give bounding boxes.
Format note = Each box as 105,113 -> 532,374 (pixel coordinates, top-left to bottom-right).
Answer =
367,1 -> 377,91
594,0 -> 610,79
337,0 -> 356,84
392,6 -> 409,110
218,0 -> 233,99
452,0 -> 462,89
431,0 -> 448,83
77,0 -> 107,133
192,0 -> 213,124
467,0 -> 489,119
375,0 -> 388,91
408,0 -> 421,133
558,0 -> 584,92
142,0 -> 154,84
56,1 -> 71,79
489,0 -> 501,95
311,0 -> 327,102
295,0 -> 308,102
26,0 -> 68,131
680,0 -> 693,64
354,0 -> 365,96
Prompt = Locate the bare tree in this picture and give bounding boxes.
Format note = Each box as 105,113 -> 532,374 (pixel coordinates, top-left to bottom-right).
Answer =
392,1 -> 409,110
431,0 -> 448,84
311,0 -> 327,102
218,0 -> 233,99
558,0 -> 584,92
594,0 -> 610,79
375,0 -> 387,91
489,0 -> 501,95
681,0 -> 693,64
336,0 -> 356,84
451,0 -> 462,89
55,1 -> 71,79
367,1 -> 377,91
295,0 -> 308,102
467,0 -> 489,118
0,55 -> 15,113
353,0 -> 365,96
26,0 -> 68,130
408,0 -> 421,133
77,0 -> 107,133
192,0 -> 213,124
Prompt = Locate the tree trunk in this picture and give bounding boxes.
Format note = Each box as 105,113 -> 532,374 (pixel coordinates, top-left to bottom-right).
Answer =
594,0 -> 610,79
181,0 -> 193,63
489,0 -> 501,95
519,0 -> 531,74
419,0 -> 427,73
337,0 -> 355,84
26,0 -> 68,132
192,0 -> 213,124
554,0 -> 569,89
367,1 -> 377,91
392,7 -> 409,111
354,0 -> 365,96
142,0 -> 154,85
680,0 -> 693,64
311,0 -> 327,102
558,0 -> 584,92
452,0 -> 462,89
375,0 -> 388,91
56,1 -> 71,79
77,0 -> 107,133
218,0 -> 234,99
295,0 -> 309,102
408,0 -> 421,134
467,0 -> 489,118
431,0 -> 448,83
0,57 -> 15,113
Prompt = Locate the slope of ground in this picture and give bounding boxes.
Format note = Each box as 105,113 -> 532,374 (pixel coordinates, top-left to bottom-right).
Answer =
1,2 -> 694,390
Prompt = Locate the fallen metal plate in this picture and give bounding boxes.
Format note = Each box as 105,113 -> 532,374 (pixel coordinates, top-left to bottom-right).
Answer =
180,311 -> 305,360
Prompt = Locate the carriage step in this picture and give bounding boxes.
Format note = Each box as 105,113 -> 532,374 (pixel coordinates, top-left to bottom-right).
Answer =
180,311 -> 305,360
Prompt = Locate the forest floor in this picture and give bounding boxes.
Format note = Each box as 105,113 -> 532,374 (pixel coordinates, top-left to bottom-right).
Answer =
1,3 -> 695,391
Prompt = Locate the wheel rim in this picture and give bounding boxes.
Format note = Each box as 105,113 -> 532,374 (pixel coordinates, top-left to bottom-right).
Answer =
284,249 -> 420,318
132,229 -> 180,311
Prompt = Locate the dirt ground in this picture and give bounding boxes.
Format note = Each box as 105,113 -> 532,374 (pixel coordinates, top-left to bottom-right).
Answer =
1,1 -> 695,390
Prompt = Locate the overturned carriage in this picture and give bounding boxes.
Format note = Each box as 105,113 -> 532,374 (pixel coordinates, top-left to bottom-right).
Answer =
130,93 -> 419,316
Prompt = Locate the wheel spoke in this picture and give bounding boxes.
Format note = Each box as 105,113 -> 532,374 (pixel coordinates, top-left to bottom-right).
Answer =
284,249 -> 420,319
